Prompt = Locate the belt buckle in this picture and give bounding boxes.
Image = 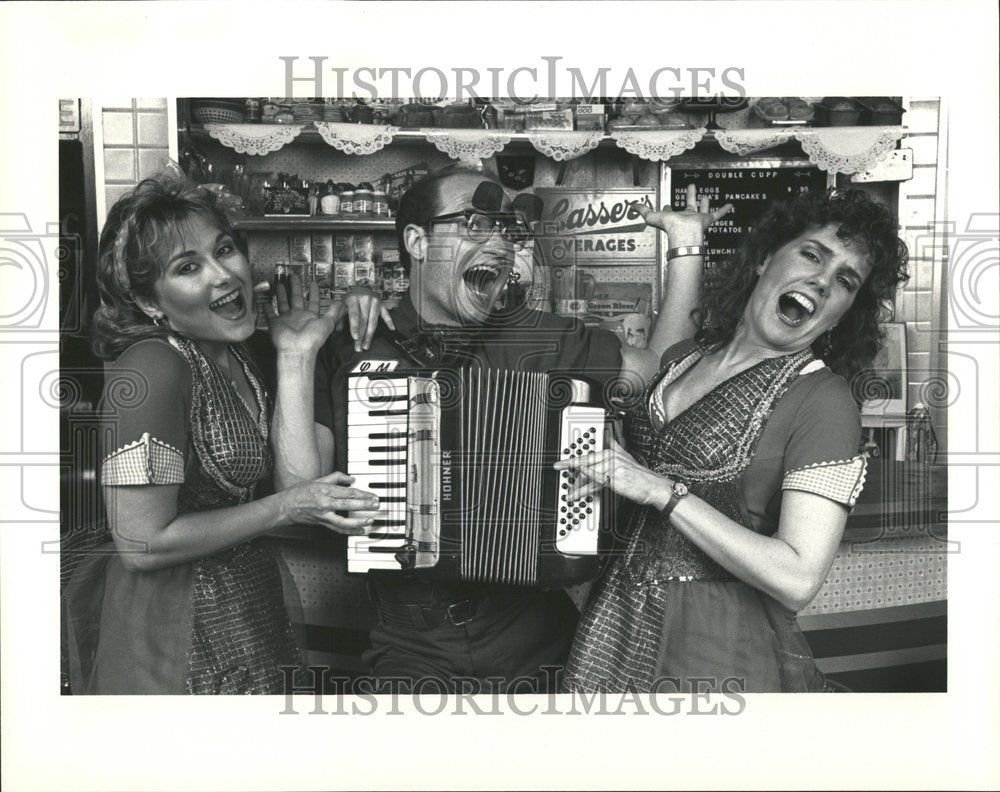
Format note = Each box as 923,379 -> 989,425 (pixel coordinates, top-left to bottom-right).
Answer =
445,600 -> 475,627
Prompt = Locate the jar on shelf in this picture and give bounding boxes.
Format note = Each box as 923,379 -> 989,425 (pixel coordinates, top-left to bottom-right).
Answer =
340,186 -> 355,215
354,182 -> 374,215
373,189 -> 389,217
245,98 -> 261,123
319,180 -> 340,215
262,98 -> 280,123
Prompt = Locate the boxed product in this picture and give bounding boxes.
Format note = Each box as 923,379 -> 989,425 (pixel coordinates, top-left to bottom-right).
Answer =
573,104 -> 605,131
334,262 -> 354,291
588,282 -> 653,349
333,234 -> 354,263
311,235 -> 333,297
354,234 -> 375,263
354,261 -> 376,288
524,108 -> 574,130
289,234 -> 312,265
311,234 -> 333,267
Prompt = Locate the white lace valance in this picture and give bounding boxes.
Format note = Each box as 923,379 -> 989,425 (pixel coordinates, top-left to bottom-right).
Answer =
421,129 -> 512,164
314,122 -> 399,155
715,128 -> 798,157
203,124 -> 304,156
525,130 -> 604,161
609,127 -> 708,161
792,127 -> 904,175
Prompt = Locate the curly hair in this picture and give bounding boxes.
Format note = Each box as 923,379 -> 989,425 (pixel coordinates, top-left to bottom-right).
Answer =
91,172 -> 246,361
694,188 -> 909,383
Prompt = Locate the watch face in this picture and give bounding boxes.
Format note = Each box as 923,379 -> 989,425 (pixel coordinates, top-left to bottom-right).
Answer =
674,482 -> 689,497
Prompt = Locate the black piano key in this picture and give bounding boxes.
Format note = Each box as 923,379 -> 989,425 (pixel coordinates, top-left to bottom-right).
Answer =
369,459 -> 407,466
369,409 -> 409,417
368,543 -> 408,553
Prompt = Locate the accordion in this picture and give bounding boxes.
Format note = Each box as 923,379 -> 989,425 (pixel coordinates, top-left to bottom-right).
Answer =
346,365 -> 609,587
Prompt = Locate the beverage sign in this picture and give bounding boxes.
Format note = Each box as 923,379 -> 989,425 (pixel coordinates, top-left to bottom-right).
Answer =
534,188 -> 658,266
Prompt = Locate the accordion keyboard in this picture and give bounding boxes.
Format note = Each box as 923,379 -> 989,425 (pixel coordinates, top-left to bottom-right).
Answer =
346,374 -> 409,571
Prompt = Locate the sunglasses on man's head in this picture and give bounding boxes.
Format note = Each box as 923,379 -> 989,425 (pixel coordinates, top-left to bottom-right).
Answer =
424,209 -> 532,249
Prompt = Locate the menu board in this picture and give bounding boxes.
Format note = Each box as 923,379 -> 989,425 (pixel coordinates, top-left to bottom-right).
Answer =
665,161 -> 831,270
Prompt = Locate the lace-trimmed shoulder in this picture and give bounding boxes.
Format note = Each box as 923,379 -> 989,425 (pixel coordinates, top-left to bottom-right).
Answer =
782,454 -> 868,507
101,432 -> 185,486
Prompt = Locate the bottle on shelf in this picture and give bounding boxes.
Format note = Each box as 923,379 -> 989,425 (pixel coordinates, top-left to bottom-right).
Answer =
308,183 -> 319,216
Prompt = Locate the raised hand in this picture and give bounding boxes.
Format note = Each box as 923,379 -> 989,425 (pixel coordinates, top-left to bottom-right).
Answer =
277,471 -> 381,535
342,285 -> 395,352
635,183 -> 734,247
263,275 -> 342,356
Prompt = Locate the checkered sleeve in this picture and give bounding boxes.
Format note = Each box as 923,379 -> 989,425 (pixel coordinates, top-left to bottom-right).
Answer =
101,433 -> 185,485
782,455 -> 868,507
98,339 -> 191,488
781,369 -> 866,508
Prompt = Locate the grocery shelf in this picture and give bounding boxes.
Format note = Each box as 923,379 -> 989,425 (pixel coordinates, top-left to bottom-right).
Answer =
232,216 -> 396,232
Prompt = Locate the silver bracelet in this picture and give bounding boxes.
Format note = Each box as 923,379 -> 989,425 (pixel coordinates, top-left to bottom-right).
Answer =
666,245 -> 705,260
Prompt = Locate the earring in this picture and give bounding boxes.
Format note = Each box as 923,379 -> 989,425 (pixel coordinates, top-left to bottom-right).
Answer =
822,328 -> 834,356
153,314 -> 168,327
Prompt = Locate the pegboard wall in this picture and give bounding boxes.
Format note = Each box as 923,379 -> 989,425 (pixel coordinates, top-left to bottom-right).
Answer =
274,537 -> 376,630
802,535 -> 947,615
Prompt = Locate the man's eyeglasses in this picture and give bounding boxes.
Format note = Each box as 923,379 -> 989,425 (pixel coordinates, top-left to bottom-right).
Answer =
424,210 -> 532,250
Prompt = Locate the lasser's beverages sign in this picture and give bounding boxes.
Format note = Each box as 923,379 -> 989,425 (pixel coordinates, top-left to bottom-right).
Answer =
534,188 -> 658,265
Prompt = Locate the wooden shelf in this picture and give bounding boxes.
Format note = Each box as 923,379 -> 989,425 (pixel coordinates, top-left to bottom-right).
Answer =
232,216 -> 395,232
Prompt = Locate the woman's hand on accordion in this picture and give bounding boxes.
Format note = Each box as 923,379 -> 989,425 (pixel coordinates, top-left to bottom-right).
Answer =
554,435 -> 673,510
276,471 -> 380,535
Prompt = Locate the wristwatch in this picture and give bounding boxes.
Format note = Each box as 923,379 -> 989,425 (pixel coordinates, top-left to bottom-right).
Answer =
662,480 -> 689,519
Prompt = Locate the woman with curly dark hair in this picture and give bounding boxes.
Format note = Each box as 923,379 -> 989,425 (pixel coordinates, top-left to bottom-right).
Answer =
557,185 -> 909,693
64,170 -> 387,694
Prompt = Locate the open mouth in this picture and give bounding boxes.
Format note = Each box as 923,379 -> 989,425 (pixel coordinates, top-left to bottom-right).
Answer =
777,291 -> 816,327
462,264 -> 506,300
209,288 -> 247,320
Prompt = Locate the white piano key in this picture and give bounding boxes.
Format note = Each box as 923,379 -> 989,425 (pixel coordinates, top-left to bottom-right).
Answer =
347,423 -> 408,439
347,447 -> 407,462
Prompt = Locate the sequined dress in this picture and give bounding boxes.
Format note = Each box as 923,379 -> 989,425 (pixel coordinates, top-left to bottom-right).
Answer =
64,335 -> 302,694
563,343 -> 867,693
